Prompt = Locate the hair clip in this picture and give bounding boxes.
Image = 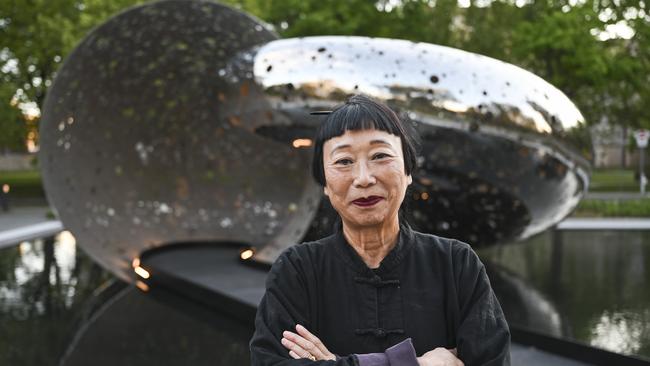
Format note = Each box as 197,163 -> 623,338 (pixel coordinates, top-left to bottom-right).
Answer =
309,110 -> 332,115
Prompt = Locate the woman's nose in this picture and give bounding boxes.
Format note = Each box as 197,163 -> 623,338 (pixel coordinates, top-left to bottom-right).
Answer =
353,161 -> 376,187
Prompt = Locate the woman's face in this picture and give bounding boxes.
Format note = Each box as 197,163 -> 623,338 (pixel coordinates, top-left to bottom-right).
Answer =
323,128 -> 412,230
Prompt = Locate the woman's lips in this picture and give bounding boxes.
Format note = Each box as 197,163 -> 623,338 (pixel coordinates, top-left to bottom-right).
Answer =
352,196 -> 383,207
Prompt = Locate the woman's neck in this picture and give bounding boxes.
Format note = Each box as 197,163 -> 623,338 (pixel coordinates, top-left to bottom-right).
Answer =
342,219 -> 400,269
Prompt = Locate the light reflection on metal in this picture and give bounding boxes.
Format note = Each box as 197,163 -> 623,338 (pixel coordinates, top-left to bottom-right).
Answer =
135,280 -> 149,292
254,36 -> 591,254
292,139 -> 313,148
39,0 -> 590,279
134,266 -> 150,279
131,257 -> 140,268
240,249 -> 254,260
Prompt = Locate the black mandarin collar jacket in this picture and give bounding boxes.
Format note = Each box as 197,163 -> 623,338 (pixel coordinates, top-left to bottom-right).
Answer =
250,225 -> 511,366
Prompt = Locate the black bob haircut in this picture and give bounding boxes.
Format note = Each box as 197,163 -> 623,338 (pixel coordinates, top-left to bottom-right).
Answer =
311,94 -> 419,186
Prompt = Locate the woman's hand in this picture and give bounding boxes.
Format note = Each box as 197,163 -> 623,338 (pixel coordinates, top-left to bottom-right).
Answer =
281,324 -> 337,361
417,348 -> 464,366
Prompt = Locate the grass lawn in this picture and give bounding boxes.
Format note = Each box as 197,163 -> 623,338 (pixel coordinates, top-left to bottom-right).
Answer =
0,170 -> 45,198
589,168 -> 639,192
572,199 -> 650,217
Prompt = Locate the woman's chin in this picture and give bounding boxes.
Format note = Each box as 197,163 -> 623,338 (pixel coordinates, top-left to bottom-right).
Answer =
344,215 -> 392,229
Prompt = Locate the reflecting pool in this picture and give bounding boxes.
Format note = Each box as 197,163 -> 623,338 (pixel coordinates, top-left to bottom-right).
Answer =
1,229 -> 649,364
0,233 -> 252,366
0,233 -> 113,365
478,229 -> 650,360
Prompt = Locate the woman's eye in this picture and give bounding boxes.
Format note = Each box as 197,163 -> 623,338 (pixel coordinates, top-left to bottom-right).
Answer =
372,153 -> 391,160
335,158 -> 353,165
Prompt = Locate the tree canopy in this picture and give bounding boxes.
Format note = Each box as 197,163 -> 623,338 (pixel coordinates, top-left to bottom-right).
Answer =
1,0 -> 648,151
0,0 -> 147,151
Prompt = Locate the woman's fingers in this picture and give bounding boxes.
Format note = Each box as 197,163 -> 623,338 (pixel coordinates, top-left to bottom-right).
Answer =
296,324 -> 336,360
282,330 -> 323,359
281,325 -> 336,361
281,336 -> 313,359
296,325 -> 328,353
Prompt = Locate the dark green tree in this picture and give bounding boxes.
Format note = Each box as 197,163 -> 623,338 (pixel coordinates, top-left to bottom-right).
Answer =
0,83 -> 27,152
0,0 -> 145,151
2,0 -> 648,152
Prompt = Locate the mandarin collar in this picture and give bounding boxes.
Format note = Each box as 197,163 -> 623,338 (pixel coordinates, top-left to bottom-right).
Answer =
333,223 -> 414,276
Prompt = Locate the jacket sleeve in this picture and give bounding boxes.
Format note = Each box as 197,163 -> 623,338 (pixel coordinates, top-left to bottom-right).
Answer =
249,248 -> 359,366
453,243 -> 511,366
355,338 -> 419,366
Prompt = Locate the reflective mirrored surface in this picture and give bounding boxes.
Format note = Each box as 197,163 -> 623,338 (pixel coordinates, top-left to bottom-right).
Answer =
40,1 -> 320,280
40,0 -> 590,279
255,36 -> 590,258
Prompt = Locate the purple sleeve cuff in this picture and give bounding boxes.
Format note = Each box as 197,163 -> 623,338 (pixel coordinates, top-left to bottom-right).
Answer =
355,352 -> 388,366
355,338 -> 419,366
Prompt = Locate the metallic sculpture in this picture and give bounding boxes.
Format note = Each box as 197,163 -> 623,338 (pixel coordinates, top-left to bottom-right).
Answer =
39,0 -> 590,281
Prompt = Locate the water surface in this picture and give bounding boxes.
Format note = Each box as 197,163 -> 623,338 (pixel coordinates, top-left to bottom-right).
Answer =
0,233 -> 252,366
479,229 -> 650,360
2,229 -> 649,364
0,233 -> 112,365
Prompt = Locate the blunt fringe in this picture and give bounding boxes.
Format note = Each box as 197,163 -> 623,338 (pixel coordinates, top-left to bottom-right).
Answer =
311,95 -> 419,186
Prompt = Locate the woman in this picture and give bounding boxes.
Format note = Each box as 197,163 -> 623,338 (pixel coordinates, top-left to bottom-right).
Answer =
250,95 -> 510,366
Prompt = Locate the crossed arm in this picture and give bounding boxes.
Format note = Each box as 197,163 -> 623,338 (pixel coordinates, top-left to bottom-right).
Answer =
281,324 -> 464,366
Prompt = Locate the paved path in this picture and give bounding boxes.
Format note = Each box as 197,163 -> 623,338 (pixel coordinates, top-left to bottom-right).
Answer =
0,206 -> 52,231
0,206 -> 62,248
558,217 -> 650,230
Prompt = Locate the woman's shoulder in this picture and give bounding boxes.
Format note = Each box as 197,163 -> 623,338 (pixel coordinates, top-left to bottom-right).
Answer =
409,230 -> 478,259
287,233 -> 337,255
266,235 -> 338,284
273,234 -> 337,267
409,230 -> 485,276
410,229 -> 471,249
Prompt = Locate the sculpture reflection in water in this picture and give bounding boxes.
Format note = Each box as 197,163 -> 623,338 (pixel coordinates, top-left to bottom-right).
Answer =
59,286 -> 251,366
39,0 -> 589,281
483,260 -> 564,338
479,229 -> 650,359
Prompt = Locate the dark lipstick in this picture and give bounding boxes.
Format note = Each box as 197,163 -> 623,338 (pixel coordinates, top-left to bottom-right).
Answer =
352,196 -> 383,207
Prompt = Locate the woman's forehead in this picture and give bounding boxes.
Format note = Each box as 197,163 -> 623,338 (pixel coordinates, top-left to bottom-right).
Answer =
324,129 -> 402,152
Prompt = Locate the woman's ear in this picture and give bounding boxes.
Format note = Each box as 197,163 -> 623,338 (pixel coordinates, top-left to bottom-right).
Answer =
407,174 -> 413,186
323,185 -> 330,197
